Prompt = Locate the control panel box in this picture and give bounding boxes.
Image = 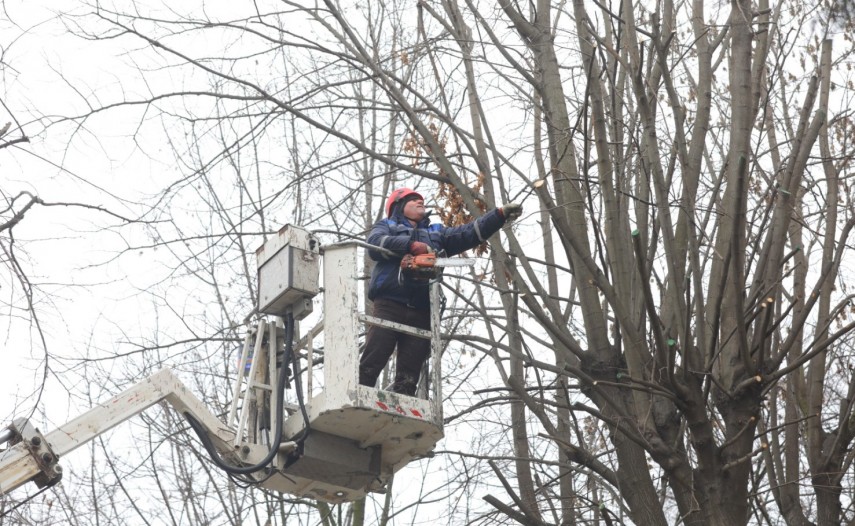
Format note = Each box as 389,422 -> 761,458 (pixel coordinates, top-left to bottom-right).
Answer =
256,225 -> 320,317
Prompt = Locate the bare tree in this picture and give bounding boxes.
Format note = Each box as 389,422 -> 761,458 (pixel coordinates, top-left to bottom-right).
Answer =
5,0 -> 855,524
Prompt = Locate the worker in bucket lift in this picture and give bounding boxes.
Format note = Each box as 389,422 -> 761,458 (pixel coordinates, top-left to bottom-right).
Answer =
360,187 -> 522,395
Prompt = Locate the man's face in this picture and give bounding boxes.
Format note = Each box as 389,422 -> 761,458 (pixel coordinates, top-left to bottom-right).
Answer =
402,197 -> 426,222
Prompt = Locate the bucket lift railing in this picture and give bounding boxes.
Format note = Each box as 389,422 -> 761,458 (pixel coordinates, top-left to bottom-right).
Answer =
357,281 -> 443,411
227,229 -> 445,467
316,241 -> 443,419
297,321 -> 324,399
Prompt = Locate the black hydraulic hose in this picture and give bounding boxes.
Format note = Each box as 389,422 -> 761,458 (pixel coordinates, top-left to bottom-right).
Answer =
183,313 -> 295,475
289,319 -> 311,444
320,239 -> 395,258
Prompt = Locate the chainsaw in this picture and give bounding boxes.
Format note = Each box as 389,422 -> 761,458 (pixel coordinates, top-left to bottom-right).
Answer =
400,253 -> 475,280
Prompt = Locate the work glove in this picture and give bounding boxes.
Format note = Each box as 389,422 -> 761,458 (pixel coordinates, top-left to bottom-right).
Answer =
409,241 -> 431,255
500,203 -> 523,222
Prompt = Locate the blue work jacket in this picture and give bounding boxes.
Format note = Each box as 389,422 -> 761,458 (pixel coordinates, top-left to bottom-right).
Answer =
367,208 -> 506,309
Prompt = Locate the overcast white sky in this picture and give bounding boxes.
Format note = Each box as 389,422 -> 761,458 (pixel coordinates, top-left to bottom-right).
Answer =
2,1 -> 173,422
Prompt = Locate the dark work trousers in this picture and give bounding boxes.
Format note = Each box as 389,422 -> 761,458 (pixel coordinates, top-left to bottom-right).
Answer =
359,298 -> 431,396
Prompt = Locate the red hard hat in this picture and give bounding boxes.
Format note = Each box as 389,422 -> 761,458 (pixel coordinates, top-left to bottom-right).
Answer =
385,187 -> 424,217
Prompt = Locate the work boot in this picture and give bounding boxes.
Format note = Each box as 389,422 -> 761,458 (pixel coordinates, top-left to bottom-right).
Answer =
388,376 -> 417,396
359,367 -> 378,388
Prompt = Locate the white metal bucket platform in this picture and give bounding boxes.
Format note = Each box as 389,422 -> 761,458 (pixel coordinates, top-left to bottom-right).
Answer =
233,229 -> 445,502
264,387 -> 443,501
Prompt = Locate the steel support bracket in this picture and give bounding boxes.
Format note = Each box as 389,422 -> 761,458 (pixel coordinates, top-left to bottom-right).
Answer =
7,418 -> 62,489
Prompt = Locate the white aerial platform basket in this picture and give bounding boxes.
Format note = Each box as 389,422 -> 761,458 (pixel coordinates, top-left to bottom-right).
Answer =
233,230 -> 444,503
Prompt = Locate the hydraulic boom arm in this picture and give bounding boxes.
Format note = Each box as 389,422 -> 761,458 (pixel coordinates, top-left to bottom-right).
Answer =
0,369 -> 239,496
